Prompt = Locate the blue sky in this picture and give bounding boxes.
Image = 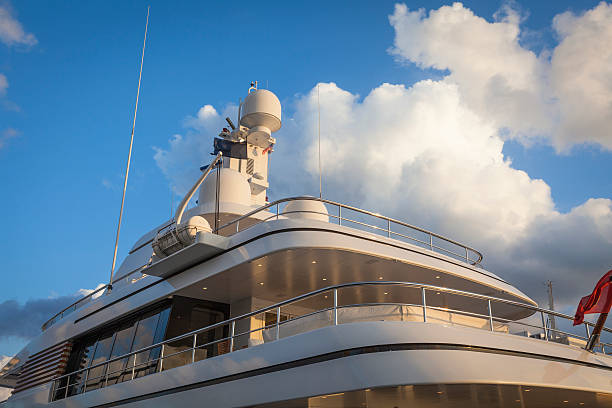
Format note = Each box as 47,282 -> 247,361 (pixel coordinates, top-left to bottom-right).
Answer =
1,0 -> 611,357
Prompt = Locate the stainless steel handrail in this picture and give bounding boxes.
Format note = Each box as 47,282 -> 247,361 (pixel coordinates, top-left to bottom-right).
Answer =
41,263 -> 150,331
213,196 -> 484,265
43,196 -> 483,331
50,280 -> 611,400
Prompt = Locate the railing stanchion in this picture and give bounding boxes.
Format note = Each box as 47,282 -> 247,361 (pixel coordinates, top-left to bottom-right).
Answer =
82,367 -> 89,393
276,306 -> 281,340
422,288 -> 427,322
387,219 -> 391,237
104,366 -> 109,388
230,321 -> 235,352
64,377 -> 69,399
333,289 -> 338,325
465,247 -> 469,263
276,203 -> 279,220
192,334 -> 197,363
338,206 -> 341,225
488,300 -> 494,331
585,323 -> 591,340
541,311 -> 549,341
131,354 -> 136,380
429,234 -> 433,251
159,344 -> 165,372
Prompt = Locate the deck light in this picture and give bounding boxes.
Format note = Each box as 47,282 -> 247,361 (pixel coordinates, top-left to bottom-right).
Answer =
384,292 -> 388,295
436,391 -> 443,395
524,389 -> 531,392
259,282 -> 264,285
378,276 -> 383,280
202,287 -> 207,290
435,275 -> 440,279
563,401 -> 569,403
311,261 -> 317,264
257,264 -> 263,267
322,278 -> 327,281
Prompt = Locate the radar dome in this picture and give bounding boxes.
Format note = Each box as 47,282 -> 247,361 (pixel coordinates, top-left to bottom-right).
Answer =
283,199 -> 329,222
199,168 -> 251,208
240,89 -> 281,138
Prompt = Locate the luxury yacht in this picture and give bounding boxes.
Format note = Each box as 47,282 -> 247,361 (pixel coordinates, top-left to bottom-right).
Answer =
1,85 -> 611,407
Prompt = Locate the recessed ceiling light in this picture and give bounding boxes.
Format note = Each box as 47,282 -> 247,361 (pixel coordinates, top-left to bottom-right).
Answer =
436,391 -> 443,395
515,400 -> 520,403
563,401 -> 569,404
435,275 -> 440,279
436,292 -> 441,295
322,277 -> 327,281
259,282 -> 264,285
378,276 -> 383,280
524,389 -> 531,392
202,287 -> 207,290
384,292 -> 388,295
257,264 -> 263,267
311,260 -> 317,264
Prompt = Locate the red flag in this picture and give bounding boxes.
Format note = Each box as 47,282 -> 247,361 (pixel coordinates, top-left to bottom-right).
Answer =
573,269 -> 612,326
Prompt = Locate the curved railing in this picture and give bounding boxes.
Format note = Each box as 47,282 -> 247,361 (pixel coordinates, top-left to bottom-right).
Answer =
41,196 -> 483,332
50,281 -> 611,401
214,196 -> 484,265
41,264 -> 149,331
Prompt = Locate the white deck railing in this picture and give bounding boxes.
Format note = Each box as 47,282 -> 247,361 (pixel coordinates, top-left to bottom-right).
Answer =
50,281 -> 611,401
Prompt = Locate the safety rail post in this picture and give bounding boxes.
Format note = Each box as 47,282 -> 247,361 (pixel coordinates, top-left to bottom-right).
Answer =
429,234 -> 433,251
131,354 -> 137,380
585,323 -> 591,339
229,321 -> 235,352
64,377 -> 69,399
422,287 -> 427,322
338,206 -> 341,225
236,220 -> 239,233
82,368 -> 89,394
159,344 -> 165,372
192,334 -> 197,363
275,306 -> 281,340
465,247 -> 469,263
104,365 -> 109,388
488,300 -> 494,331
276,203 -> 279,220
387,219 -> 391,237
541,311 -> 549,341
333,289 -> 338,325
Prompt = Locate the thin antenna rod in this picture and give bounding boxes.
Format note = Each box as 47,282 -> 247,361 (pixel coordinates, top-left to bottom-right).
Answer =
317,84 -> 322,199
109,6 -> 150,290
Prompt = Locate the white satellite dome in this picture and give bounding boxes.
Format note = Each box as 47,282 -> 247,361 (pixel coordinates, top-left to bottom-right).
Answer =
283,199 -> 329,222
240,89 -> 281,141
198,168 -> 251,208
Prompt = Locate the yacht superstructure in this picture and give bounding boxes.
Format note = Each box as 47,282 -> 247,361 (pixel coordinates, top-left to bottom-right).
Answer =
1,85 -> 611,408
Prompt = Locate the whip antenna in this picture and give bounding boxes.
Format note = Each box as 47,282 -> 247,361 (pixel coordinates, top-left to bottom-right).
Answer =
109,6 -> 150,290
317,84 -> 322,199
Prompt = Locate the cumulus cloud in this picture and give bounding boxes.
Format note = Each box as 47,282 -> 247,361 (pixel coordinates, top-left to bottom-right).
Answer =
389,1 -> 612,151
153,103 -> 237,195
0,3 -> 36,47
152,3 -> 612,309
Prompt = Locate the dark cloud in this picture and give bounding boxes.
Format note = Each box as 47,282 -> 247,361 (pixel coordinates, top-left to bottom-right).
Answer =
0,295 -> 80,340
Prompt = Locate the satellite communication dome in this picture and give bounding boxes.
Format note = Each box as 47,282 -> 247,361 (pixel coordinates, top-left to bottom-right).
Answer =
198,168 -> 251,208
240,89 -> 282,139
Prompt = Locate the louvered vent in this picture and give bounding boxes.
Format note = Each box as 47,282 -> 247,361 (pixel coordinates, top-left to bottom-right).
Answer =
246,158 -> 254,175
13,341 -> 72,394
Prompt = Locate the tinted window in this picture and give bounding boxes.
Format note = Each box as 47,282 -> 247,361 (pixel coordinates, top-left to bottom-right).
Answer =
106,321 -> 136,385
86,331 -> 115,390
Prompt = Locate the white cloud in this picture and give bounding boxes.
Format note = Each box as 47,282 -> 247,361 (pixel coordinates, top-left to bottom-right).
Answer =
0,4 -> 36,47
76,283 -> 106,299
0,128 -> 18,149
154,104 -> 237,195
551,2 -> 612,150
388,1 -> 612,151
0,73 -> 7,96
